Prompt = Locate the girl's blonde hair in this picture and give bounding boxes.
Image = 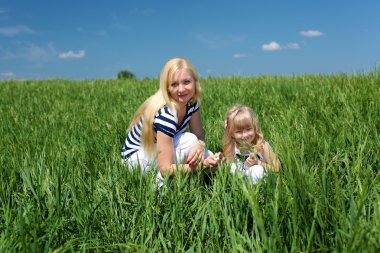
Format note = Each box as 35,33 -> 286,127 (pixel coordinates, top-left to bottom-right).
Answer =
223,105 -> 264,161
127,57 -> 202,156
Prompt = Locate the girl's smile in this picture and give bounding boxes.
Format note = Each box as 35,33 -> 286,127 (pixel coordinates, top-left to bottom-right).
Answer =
233,127 -> 255,146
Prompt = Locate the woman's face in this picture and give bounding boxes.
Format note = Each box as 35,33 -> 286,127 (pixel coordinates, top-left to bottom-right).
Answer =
168,69 -> 195,107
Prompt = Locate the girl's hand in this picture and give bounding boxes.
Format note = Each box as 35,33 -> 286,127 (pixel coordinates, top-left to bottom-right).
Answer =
187,140 -> 205,167
245,153 -> 258,168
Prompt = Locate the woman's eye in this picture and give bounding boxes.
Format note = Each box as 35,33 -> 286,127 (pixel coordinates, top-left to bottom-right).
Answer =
184,79 -> 191,84
171,82 -> 178,87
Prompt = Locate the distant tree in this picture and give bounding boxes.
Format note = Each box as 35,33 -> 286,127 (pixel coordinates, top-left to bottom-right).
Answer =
117,70 -> 136,80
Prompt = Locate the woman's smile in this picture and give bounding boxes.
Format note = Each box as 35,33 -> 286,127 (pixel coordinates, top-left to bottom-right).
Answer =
169,69 -> 195,105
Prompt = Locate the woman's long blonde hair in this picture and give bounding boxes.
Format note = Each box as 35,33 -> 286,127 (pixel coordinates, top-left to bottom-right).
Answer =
127,57 -> 202,156
223,105 -> 264,161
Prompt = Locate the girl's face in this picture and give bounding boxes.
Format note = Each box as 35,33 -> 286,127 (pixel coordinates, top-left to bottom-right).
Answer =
168,69 -> 195,107
233,126 -> 255,147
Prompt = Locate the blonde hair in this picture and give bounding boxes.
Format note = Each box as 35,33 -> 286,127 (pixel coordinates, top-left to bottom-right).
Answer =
127,57 -> 202,156
223,105 -> 264,161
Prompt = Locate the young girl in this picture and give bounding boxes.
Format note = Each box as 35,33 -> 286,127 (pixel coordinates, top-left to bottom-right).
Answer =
223,105 -> 281,184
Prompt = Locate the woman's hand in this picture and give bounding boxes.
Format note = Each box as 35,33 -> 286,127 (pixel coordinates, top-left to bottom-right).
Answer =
203,152 -> 223,172
187,140 -> 205,168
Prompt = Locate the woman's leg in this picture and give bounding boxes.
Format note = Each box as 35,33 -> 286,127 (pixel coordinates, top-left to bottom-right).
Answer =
122,150 -> 164,187
173,132 -> 198,163
121,149 -> 153,175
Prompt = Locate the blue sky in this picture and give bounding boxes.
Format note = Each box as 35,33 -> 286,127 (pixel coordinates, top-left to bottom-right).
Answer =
1,0 -> 379,80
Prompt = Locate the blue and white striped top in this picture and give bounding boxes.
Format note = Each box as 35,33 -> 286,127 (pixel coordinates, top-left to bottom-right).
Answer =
121,102 -> 200,159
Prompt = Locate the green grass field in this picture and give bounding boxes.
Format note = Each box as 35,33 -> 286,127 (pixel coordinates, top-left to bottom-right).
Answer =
0,73 -> 379,252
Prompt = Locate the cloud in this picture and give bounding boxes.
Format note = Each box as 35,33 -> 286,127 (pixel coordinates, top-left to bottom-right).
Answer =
299,30 -> 324,37
128,8 -> 155,15
77,27 -> 108,36
262,41 -> 281,51
59,50 -> 86,59
0,25 -> 34,37
1,42 -> 57,61
0,46 -> 17,59
27,44 -> 55,61
284,43 -> 300,49
109,15 -> 132,32
110,22 -> 130,32
0,9 -> 8,19
0,72 -> 15,78
233,53 -> 248,59
195,33 -> 246,49
262,41 -> 300,51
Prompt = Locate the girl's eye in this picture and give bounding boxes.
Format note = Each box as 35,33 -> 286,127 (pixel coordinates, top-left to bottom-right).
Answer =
183,79 -> 191,84
171,82 -> 178,87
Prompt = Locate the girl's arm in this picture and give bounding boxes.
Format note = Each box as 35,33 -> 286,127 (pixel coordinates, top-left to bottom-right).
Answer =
156,131 -> 193,177
261,141 -> 281,172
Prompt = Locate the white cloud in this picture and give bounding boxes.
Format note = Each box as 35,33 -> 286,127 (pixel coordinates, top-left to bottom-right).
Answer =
1,42 -> 57,61
0,9 -> 8,19
59,50 -> 86,59
233,53 -> 248,59
77,27 -> 108,36
0,72 -> 15,78
0,46 -> 16,59
262,41 -> 300,51
110,22 -> 130,32
26,44 -> 55,61
284,43 -> 300,49
0,25 -> 34,36
128,8 -> 155,15
262,41 -> 281,51
299,30 -> 324,37
195,33 -> 246,49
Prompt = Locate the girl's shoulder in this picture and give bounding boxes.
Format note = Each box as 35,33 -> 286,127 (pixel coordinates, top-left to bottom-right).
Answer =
261,139 -> 269,149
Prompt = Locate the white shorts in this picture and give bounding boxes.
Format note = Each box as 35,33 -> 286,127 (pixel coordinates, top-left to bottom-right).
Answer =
230,163 -> 265,185
122,132 -> 209,186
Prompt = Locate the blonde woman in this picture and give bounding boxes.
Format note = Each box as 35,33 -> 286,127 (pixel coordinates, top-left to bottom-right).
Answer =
121,57 -> 219,184
223,105 -> 281,184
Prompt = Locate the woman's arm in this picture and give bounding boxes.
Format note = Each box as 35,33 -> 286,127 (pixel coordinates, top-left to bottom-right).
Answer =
156,131 -> 192,177
188,110 -> 206,165
189,110 -> 205,141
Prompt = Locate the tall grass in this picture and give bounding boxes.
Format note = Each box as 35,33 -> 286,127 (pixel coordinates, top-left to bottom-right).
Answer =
0,73 -> 379,252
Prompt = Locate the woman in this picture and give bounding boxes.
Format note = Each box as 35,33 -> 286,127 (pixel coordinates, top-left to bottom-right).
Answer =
121,57 -> 219,183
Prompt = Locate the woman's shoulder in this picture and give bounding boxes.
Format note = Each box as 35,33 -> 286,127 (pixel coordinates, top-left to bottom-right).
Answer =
157,105 -> 174,116
187,101 -> 200,112
155,105 -> 178,123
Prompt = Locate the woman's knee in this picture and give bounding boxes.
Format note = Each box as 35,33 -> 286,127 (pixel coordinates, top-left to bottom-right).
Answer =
174,132 -> 198,150
174,132 -> 198,163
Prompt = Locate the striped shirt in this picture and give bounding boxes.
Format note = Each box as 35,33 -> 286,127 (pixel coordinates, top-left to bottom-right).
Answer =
121,102 -> 200,159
